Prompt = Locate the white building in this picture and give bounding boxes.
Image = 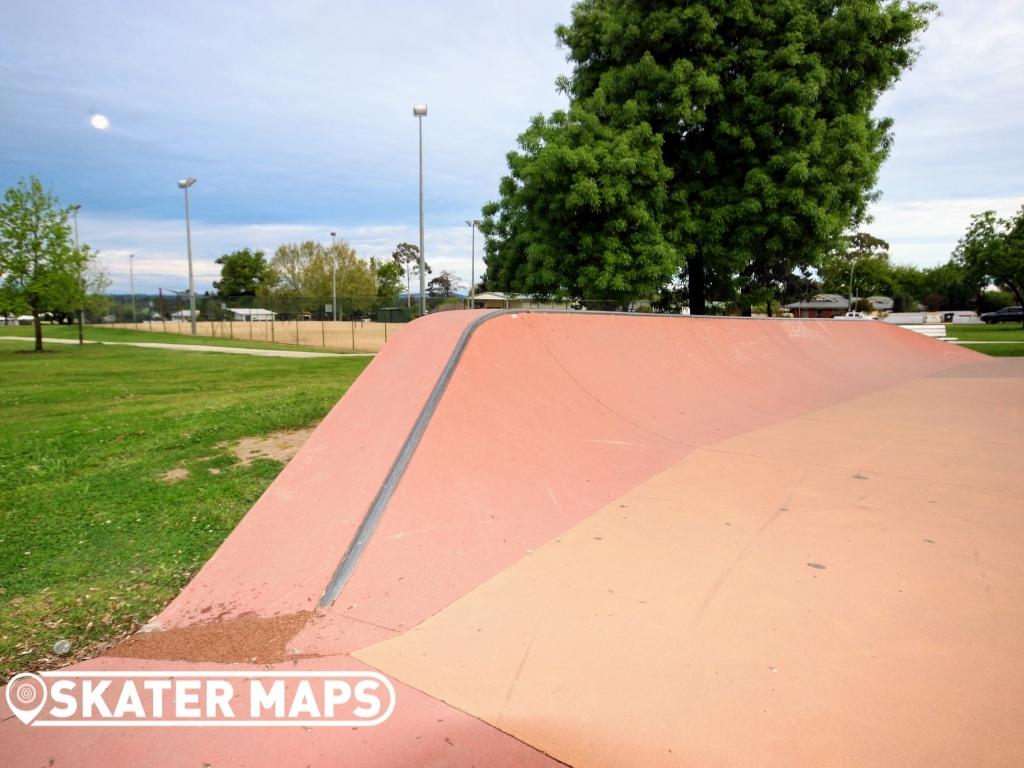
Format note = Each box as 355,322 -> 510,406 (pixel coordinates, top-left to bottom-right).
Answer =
229,308 -> 276,322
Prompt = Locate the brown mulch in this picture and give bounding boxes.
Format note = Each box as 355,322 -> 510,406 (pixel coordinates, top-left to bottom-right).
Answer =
109,611 -> 312,665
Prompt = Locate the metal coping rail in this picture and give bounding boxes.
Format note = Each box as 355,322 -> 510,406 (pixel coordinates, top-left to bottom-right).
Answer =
316,308 -> 861,608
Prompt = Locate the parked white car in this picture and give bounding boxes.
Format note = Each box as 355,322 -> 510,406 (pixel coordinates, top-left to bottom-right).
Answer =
833,311 -> 872,320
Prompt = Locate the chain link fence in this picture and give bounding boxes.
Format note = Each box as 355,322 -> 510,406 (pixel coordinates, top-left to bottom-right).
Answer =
79,293 -> 690,353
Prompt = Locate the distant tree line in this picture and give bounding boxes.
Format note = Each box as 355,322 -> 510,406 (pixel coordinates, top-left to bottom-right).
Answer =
210,240 -> 466,319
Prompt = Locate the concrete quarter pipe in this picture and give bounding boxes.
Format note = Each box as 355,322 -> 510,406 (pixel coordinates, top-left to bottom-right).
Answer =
4,311 -> 1023,766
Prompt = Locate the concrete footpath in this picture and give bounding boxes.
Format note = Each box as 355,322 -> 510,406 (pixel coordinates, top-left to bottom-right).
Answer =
0,336 -> 371,358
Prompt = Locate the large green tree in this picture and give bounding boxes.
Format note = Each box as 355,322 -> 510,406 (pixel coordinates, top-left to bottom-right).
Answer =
213,248 -> 274,297
482,99 -> 676,307
485,0 -> 935,314
0,177 -> 89,351
954,206 -> 1024,326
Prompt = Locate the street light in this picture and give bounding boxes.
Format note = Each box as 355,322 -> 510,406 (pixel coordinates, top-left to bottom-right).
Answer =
177,177 -> 197,336
466,219 -> 481,308
129,254 -> 136,323
330,231 -> 338,321
848,257 -> 857,314
413,104 -> 427,317
69,203 -> 83,344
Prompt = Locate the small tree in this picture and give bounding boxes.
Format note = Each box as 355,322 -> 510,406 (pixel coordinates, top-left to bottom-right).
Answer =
427,270 -> 464,300
391,242 -> 430,309
370,257 -> 403,304
0,177 -> 88,352
213,248 -> 274,297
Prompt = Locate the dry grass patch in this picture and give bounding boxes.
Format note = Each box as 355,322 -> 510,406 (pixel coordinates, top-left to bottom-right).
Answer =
227,427 -> 315,467
160,467 -> 190,483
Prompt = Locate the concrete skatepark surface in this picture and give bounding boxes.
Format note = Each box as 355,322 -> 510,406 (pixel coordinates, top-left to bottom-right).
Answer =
3,310 -> 1022,766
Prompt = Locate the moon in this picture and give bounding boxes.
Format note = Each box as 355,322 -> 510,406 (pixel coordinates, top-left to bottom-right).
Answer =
90,114 -> 110,130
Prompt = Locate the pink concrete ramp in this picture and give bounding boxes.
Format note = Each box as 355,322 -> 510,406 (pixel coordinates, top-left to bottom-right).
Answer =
5,311 -> 1023,767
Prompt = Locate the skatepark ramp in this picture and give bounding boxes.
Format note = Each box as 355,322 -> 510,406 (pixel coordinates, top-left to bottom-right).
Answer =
5,310 -> 1023,767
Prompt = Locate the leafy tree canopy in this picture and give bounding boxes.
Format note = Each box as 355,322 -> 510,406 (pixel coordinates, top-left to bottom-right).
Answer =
427,270 -> 465,299
0,177 -> 89,351
484,0 -> 935,313
371,257 -> 403,301
954,206 -> 1024,324
213,248 -> 274,297
482,99 -> 676,308
268,240 -> 377,315
818,232 -> 896,298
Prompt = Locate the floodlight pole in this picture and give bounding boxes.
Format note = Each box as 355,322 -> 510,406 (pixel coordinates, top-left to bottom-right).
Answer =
69,204 -> 84,344
330,231 -> 338,320
849,259 -> 856,313
178,177 -> 197,335
414,104 -> 428,317
129,254 -> 137,323
466,219 -> 481,308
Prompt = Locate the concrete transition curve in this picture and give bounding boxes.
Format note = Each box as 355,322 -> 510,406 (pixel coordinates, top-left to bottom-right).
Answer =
4,311 -> 1023,767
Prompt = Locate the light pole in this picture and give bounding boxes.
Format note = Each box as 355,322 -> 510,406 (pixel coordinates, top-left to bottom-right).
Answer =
466,218 -> 481,308
330,231 -> 338,321
177,177 -> 198,335
848,257 -> 856,314
129,254 -> 137,323
413,104 -> 427,317
70,203 -> 83,344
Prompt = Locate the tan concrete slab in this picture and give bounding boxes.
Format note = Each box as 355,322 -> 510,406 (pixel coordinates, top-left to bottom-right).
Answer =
356,367 -> 1024,767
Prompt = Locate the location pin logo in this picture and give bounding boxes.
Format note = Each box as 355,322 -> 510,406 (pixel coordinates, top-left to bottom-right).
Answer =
5,672 -> 47,725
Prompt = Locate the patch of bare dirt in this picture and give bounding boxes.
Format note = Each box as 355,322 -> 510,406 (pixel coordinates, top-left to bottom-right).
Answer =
110,611 -> 312,664
228,427 -> 314,466
160,467 -> 190,483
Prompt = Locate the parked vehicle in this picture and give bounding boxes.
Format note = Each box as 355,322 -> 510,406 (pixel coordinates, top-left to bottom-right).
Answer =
980,306 -> 1023,324
833,311 -> 871,320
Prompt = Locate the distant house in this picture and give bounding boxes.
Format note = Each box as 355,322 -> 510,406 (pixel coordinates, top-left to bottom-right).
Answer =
471,291 -> 521,309
468,292 -> 568,310
169,309 -> 200,321
229,307 -> 276,322
866,296 -> 894,313
783,293 -> 850,319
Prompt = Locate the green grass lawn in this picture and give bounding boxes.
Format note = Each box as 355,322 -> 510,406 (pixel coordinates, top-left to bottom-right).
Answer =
947,323 -> 1024,356
0,343 -> 369,680
0,323 -> 340,353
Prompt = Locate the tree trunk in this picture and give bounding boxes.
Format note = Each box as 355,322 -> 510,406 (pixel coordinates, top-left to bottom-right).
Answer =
766,297 -> 773,317
687,255 -> 706,315
32,311 -> 43,353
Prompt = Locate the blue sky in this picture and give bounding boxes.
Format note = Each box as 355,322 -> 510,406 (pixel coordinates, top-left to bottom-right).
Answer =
1,1 -> 1022,294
